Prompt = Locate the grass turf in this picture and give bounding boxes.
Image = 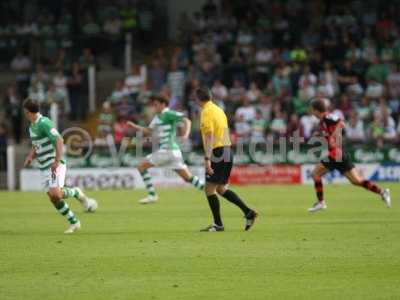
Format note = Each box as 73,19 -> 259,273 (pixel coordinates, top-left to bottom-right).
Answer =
0,184 -> 399,300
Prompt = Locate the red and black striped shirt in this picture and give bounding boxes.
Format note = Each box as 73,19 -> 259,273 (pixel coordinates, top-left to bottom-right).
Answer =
319,113 -> 344,160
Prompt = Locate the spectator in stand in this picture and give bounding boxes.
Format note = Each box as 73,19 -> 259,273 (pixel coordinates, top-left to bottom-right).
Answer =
246,81 -> 261,103
166,60 -> 185,103
337,60 -> 359,94
271,66 -> 291,97
53,69 -> 69,112
257,94 -> 273,122
235,96 -> 256,123
298,65 -> 317,99
346,111 -> 365,143
254,47 -> 273,83
366,56 -> 389,84
68,62 -> 85,120
270,106 -> 287,138
211,80 -> 228,103
286,114 -> 304,138
10,51 -> 32,98
199,61 -> 218,87
97,101 -> 114,135
148,58 -> 166,93
236,26 -> 254,55
250,109 -> 268,143
228,79 -> 246,104
316,77 -> 335,98
234,114 -> 251,144
125,64 -> 146,105
300,112 -> 319,140
365,79 -> 385,100
371,100 -> 396,144
356,96 -> 374,122
229,46 -> 248,83
4,83 -> 22,144
109,80 -> 128,105
116,96 -> 137,121
113,115 -> 130,148
28,78 -> 47,106
31,63 -> 49,88
337,94 -> 353,117
387,63 -> 400,113
319,61 -> 337,93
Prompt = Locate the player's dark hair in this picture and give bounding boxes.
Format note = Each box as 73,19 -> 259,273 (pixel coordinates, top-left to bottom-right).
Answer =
150,95 -> 169,105
23,98 -> 40,113
195,87 -> 212,102
311,98 -> 327,113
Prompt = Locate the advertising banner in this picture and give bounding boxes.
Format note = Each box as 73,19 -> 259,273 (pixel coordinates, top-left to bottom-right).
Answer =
301,164 -> 400,184
20,167 -> 205,191
229,165 -> 301,185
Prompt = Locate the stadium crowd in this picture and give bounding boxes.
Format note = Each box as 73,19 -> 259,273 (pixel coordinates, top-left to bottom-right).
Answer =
102,0 -> 400,149
2,0 -> 400,160
0,0 -> 158,145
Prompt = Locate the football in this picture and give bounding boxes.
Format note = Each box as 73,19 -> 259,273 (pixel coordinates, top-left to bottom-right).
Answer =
85,198 -> 98,213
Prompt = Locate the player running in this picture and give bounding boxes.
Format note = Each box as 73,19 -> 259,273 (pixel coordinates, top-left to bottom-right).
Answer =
308,98 -> 391,212
23,99 -> 98,234
127,94 -> 205,204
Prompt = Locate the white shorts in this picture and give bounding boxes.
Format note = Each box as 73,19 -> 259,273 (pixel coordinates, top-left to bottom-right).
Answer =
41,163 -> 67,191
146,149 -> 187,170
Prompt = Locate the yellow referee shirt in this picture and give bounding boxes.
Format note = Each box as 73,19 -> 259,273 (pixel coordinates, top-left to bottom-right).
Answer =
200,101 -> 231,149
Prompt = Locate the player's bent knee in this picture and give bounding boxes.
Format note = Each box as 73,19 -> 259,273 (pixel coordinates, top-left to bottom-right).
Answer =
216,186 -> 227,195
351,179 -> 362,186
312,173 -> 321,181
48,190 -> 62,203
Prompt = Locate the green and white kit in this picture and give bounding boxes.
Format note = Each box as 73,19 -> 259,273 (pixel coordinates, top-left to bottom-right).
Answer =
29,114 -> 66,191
147,108 -> 187,169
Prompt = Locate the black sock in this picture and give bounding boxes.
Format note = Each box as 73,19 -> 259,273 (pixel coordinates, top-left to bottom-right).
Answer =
207,194 -> 223,226
222,189 -> 251,215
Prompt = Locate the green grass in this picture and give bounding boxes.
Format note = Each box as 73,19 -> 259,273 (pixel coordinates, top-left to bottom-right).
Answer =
0,184 -> 400,300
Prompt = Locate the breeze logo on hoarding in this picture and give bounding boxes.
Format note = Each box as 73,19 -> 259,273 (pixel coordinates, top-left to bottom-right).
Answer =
369,164 -> 400,182
301,164 -> 400,184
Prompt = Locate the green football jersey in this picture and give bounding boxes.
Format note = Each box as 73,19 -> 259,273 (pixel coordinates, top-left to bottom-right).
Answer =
149,108 -> 184,150
29,114 -> 64,170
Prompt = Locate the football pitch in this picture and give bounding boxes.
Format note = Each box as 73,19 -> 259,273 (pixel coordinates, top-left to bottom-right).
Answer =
1,184 -> 399,300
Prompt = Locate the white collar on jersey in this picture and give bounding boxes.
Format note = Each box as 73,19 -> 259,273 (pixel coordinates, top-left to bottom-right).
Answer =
33,113 -> 43,123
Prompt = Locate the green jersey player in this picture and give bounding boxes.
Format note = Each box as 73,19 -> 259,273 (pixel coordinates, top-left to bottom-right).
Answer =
127,95 -> 205,204
23,99 -> 98,234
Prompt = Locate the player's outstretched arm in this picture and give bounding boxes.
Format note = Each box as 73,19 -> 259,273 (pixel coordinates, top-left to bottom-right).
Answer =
181,117 -> 192,139
24,148 -> 36,167
127,121 -> 152,136
51,136 -> 64,175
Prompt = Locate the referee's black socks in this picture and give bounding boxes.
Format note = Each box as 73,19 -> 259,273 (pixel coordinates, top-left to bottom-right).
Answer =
207,194 -> 223,226
222,190 -> 251,215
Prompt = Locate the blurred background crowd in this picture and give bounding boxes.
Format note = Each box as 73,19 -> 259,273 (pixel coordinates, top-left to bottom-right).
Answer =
2,0 -> 400,170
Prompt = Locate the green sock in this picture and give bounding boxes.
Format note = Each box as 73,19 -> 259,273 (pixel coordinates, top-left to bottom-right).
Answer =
190,176 -> 204,191
55,201 -> 79,224
140,170 -> 157,197
62,187 -> 78,199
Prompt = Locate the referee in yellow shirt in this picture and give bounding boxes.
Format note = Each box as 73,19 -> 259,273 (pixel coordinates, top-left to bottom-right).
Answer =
195,87 -> 258,232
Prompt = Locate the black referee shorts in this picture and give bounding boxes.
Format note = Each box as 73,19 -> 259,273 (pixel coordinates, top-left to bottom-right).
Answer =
206,147 -> 234,184
321,152 -> 355,174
